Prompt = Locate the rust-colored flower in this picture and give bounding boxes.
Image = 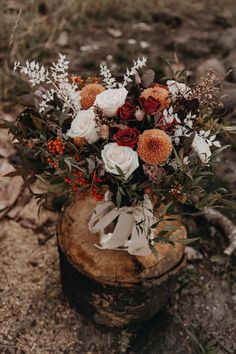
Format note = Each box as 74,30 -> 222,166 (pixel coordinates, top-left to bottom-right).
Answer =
137,129 -> 172,165
80,83 -> 105,110
140,84 -> 170,110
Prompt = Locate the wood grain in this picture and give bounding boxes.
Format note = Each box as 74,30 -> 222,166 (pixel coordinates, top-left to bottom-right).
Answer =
59,196 -> 186,287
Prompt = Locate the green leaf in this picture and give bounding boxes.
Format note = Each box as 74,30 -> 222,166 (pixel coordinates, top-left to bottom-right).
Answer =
175,237 -> 199,245
149,243 -> 159,259
115,165 -> 125,178
116,190 -> 122,207
150,221 -> 160,229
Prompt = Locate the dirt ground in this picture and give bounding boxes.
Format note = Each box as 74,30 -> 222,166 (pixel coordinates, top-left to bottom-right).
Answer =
1,1 -> 236,353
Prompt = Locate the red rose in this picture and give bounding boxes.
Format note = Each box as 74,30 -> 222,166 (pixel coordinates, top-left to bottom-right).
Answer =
117,102 -> 136,121
138,96 -> 160,115
113,128 -> 140,148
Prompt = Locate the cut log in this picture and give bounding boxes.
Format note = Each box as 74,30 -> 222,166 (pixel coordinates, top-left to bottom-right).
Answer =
58,196 -> 186,328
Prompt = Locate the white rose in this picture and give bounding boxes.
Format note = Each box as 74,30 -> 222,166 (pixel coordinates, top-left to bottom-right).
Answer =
67,109 -> 99,144
167,80 -> 192,100
101,143 -> 139,180
94,87 -> 128,117
192,133 -> 211,163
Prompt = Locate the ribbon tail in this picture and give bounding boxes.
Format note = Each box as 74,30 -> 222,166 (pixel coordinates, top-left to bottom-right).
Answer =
98,212 -> 134,249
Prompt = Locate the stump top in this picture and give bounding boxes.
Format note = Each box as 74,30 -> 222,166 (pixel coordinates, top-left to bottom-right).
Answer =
59,196 -> 186,286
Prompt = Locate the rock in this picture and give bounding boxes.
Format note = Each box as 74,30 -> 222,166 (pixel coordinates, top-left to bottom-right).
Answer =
57,32 -> 69,47
107,28 -> 122,38
195,58 -> 226,80
222,81 -> 236,112
132,22 -> 152,31
80,44 -> 99,52
140,41 -> 150,49
185,247 -> 203,260
214,11 -> 233,28
218,26 -> 236,52
0,159 -> 24,219
152,11 -> 182,28
174,33 -> 210,58
224,50 -> 236,82
127,39 -> 137,45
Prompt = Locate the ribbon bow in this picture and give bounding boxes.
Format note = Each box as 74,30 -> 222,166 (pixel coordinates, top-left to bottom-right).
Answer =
88,194 -> 156,256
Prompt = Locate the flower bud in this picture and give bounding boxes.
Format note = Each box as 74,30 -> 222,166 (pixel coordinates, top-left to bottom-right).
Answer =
74,136 -> 86,146
135,108 -> 145,121
100,125 -> 109,139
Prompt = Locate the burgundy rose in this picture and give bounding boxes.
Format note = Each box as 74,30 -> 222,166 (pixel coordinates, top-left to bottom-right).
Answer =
117,102 -> 136,121
138,96 -> 160,115
113,127 -> 140,148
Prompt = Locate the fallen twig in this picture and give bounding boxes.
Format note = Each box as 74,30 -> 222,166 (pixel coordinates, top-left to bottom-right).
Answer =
194,208 -> 236,255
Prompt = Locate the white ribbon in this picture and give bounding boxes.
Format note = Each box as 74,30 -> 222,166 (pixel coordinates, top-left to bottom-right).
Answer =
88,194 -> 156,256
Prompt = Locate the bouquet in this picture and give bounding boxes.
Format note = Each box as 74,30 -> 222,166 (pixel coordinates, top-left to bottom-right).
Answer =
4,54 -> 235,256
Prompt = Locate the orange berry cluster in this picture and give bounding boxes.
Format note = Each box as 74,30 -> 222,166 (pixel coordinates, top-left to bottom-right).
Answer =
47,137 -> 65,155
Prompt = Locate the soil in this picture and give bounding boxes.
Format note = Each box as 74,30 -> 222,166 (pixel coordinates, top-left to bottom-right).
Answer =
1,0 -> 236,353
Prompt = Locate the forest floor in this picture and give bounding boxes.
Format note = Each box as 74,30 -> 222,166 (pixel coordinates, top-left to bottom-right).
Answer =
1,0 -> 236,353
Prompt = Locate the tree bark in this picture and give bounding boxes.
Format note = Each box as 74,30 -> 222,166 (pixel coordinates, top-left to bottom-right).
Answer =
58,196 -> 186,328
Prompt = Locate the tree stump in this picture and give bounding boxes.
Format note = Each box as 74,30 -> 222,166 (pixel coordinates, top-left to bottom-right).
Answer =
58,196 -> 186,328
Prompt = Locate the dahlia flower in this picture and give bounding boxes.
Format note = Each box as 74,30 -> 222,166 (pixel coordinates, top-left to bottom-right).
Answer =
137,129 -> 172,165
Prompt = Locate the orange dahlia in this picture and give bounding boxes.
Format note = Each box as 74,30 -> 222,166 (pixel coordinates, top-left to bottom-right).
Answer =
80,83 -> 105,110
137,129 -> 172,165
140,84 -> 170,110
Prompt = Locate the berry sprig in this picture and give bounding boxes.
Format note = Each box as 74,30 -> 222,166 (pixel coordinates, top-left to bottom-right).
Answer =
47,137 -> 65,155
47,157 -> 59,169
64,171 -> 105,201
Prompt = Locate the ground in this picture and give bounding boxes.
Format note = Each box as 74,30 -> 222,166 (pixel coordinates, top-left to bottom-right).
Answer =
1,1 -> 236,353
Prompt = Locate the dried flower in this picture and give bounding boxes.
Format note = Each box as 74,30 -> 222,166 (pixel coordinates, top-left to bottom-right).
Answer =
137,129 -> 172,165
143,164 -> 165,183
80,83 -> 105,110
100,125 -> 109,139
170,184 -> 186,203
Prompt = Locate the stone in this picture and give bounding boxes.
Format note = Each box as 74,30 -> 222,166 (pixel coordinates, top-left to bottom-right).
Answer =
224,50 -> 236,83
222,81 -> 236,112
195,58 -> 226,80
127,39 -> 137,45
140,41 -> 150,49
218,26 -> 236,52
132,22 -> 152,31
174,33 -> 210,58
152,11 -> 182,28
107,28 -> 122,38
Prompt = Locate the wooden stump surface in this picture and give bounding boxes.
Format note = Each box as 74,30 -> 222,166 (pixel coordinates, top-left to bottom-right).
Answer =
59,196 -> 186,287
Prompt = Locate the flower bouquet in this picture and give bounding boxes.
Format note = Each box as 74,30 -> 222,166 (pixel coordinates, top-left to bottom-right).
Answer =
4,55 -> 235,326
